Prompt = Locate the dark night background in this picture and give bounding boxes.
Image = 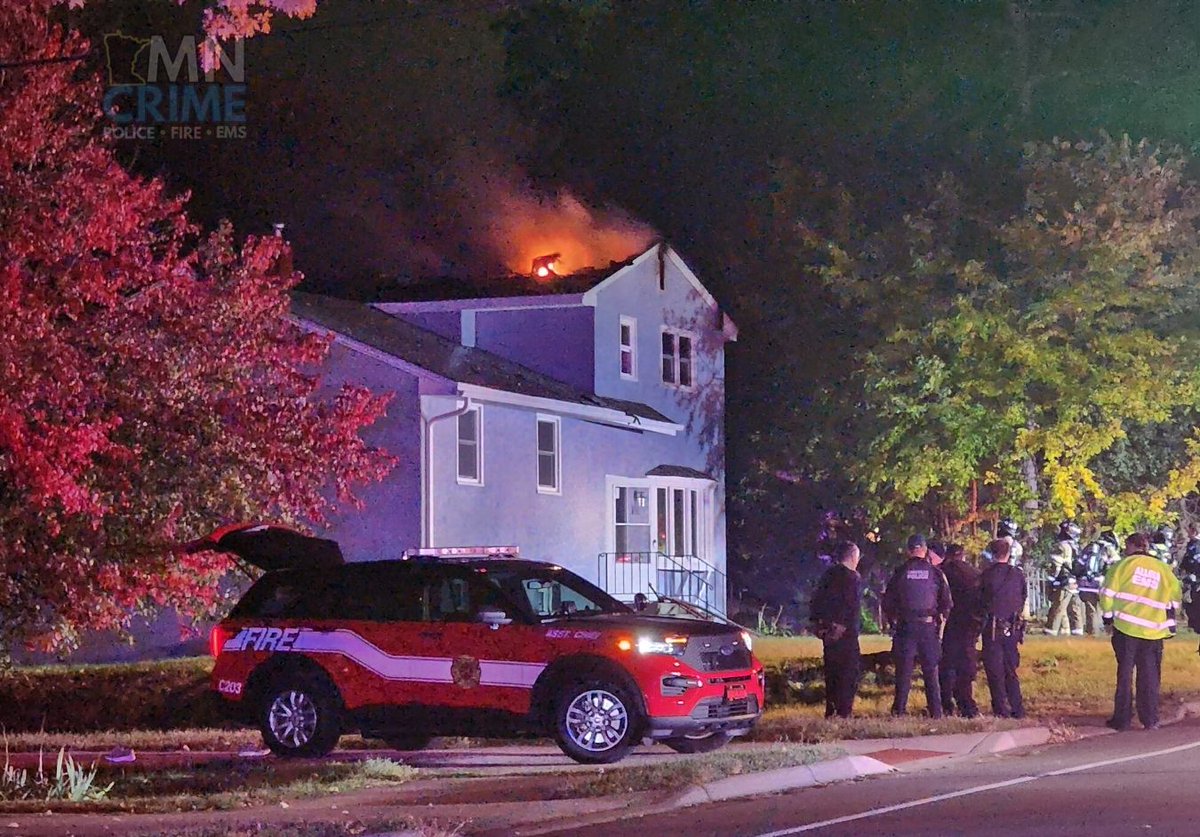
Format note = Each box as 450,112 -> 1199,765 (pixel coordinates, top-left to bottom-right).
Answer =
73,0 -> 1200,622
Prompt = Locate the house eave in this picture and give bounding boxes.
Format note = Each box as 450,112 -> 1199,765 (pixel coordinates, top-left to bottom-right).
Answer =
456,383 -> 681,436
292,315 -> 454,386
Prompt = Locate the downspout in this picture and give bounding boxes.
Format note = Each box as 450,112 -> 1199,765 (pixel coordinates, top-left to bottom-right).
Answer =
421,395 -> 472,548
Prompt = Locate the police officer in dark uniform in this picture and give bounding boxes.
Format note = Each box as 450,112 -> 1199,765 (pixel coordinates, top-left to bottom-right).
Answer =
977,538 -> 1026,718
810,540 -> 863,718
938,543 -> 982,718
1180,525 -> 1200,638
883,534 -> 952,718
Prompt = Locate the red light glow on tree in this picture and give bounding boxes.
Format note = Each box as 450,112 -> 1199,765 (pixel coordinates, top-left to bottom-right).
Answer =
0,1 -> 394,652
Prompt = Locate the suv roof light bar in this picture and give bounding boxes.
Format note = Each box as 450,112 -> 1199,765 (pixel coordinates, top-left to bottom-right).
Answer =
401,546 -> 520,560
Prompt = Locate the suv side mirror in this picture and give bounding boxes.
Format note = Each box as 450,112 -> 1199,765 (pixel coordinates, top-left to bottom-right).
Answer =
478,609 -> 512,629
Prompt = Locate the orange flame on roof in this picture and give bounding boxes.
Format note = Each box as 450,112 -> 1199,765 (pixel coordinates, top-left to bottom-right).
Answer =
487,186 -> 656,276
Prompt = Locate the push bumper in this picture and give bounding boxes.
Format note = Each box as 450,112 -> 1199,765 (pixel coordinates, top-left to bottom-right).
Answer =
644,694 -> 762,739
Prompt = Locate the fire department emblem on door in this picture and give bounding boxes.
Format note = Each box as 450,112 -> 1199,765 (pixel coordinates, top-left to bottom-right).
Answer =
451,655 -> 482,689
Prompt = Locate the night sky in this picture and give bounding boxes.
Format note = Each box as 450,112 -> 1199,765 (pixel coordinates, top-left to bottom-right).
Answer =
81,0 -> 1200,589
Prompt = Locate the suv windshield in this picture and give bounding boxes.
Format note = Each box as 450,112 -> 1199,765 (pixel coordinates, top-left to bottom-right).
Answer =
485,566 -> 630,621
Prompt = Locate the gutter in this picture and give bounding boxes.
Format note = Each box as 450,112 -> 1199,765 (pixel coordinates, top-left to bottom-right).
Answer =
421,396 -> 472,547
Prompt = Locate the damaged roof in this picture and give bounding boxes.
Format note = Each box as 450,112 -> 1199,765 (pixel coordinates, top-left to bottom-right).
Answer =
291,293 -> 673,425
374,262 -> 634,302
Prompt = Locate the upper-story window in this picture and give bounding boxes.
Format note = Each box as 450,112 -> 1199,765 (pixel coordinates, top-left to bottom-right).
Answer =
456,406 -> 483,485
619,316 -> 637,380
661,329 -> 694,388
536,414 -> 561,494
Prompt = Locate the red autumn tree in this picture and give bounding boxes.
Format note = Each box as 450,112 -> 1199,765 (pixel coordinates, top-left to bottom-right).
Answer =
0,1 -> 394,651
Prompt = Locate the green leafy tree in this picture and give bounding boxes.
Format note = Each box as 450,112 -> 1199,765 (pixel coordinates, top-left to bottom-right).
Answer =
812,135 -> 1200,534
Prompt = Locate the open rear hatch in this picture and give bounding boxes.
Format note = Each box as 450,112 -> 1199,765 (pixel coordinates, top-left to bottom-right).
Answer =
184,523 -> 344,572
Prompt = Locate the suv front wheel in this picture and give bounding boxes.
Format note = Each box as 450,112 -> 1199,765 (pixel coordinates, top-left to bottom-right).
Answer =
553,679 -> 642,764
258,675 -> 343,758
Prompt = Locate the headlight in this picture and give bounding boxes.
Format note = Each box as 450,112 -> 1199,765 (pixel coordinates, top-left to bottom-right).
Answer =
637,635 -> 687,656
741,630 -> 754,652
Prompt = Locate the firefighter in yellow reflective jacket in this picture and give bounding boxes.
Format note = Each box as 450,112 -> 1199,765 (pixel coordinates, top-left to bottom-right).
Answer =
1100,532 -> 1183,731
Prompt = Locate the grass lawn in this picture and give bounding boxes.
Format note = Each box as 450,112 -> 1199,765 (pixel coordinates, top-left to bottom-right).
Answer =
754,631 -> 1200,724
0,756 -> 419,814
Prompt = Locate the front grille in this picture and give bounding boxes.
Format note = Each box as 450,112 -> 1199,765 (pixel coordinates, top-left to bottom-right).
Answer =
691,695 -> 759,719
708,674 -> 751,685
680,634 -> 753,672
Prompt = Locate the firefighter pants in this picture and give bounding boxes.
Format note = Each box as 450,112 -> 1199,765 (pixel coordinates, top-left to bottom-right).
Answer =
982,624 -> 1024,718
1111,630 -> 1163,729
892,622 -> 943,717
1047,586 -> 1083,634
1079,591 -> 1104,636
822,634 -> 860,718
939,627 -> 980,717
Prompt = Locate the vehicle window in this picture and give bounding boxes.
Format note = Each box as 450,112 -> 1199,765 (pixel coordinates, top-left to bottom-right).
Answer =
332,564 -> 423,622
421,570 -> 516,623
230,571 -> 334,619
487,567 -> 629,620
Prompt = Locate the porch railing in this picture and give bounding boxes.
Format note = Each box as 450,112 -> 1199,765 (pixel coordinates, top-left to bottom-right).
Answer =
1025,565 -> 1050,619
596,551 -> 728,620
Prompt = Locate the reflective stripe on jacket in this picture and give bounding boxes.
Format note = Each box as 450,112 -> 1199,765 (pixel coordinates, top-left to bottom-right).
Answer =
1100,553 -> 1182,640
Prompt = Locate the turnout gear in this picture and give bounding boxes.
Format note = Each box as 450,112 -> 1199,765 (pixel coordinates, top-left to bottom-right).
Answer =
1046,537 -> 1083,635
1151,527 -> 1176,568
1059,521 -> 1083,543
1076,541 -> 1113,636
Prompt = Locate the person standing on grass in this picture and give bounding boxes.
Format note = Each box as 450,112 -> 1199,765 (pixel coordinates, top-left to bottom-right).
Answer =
883,534 -> 952,718
978,538 -> 1026,719
939,543 -> 982,718
811,540 -> 863,719
1100,532 -> 1182,731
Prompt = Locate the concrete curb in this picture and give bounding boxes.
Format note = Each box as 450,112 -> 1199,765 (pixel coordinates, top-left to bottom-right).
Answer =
670,754 -> 895,808
967,726 -> 1053,754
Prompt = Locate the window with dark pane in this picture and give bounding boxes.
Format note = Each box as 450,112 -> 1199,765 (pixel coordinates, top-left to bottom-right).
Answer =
457,408 -> 480,482
537,417 -> 559,491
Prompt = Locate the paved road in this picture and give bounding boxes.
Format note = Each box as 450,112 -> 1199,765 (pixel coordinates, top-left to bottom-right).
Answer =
537,718 -> 1200,836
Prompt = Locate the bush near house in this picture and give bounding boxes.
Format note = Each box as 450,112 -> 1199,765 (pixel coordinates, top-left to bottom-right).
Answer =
0,659 -> 217,733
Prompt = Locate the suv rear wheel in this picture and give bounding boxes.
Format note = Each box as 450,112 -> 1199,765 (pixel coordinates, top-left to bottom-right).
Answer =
663,731 -> 731,754
553,679 -> 641,764
258,675 -> 342,758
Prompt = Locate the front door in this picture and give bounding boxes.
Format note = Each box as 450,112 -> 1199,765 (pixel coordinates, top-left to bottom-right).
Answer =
607,483 -> 652,598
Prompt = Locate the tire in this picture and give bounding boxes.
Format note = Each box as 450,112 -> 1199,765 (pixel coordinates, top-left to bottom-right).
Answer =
663,731 -> 731,754
379,731 -> 433,752
258,674 -> 343,758
553,679 -> 642,765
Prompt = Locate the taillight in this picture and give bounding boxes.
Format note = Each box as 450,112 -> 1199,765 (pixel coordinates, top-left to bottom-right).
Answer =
209,625 -> 228,657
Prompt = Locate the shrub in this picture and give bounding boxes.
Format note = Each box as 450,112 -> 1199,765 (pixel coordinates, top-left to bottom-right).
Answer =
0,658 -> 218,733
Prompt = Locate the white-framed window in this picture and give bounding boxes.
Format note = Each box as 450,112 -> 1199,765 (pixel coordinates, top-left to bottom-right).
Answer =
456,406 -> 483,485
661,328 -> 695,388
619,316 -> 637,380
536,414 -> 561,494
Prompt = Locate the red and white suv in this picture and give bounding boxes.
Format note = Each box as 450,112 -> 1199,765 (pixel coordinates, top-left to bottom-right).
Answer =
203,525 -> 765,764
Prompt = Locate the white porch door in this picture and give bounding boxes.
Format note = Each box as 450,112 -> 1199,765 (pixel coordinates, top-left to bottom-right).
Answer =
604,478 -> 712,601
